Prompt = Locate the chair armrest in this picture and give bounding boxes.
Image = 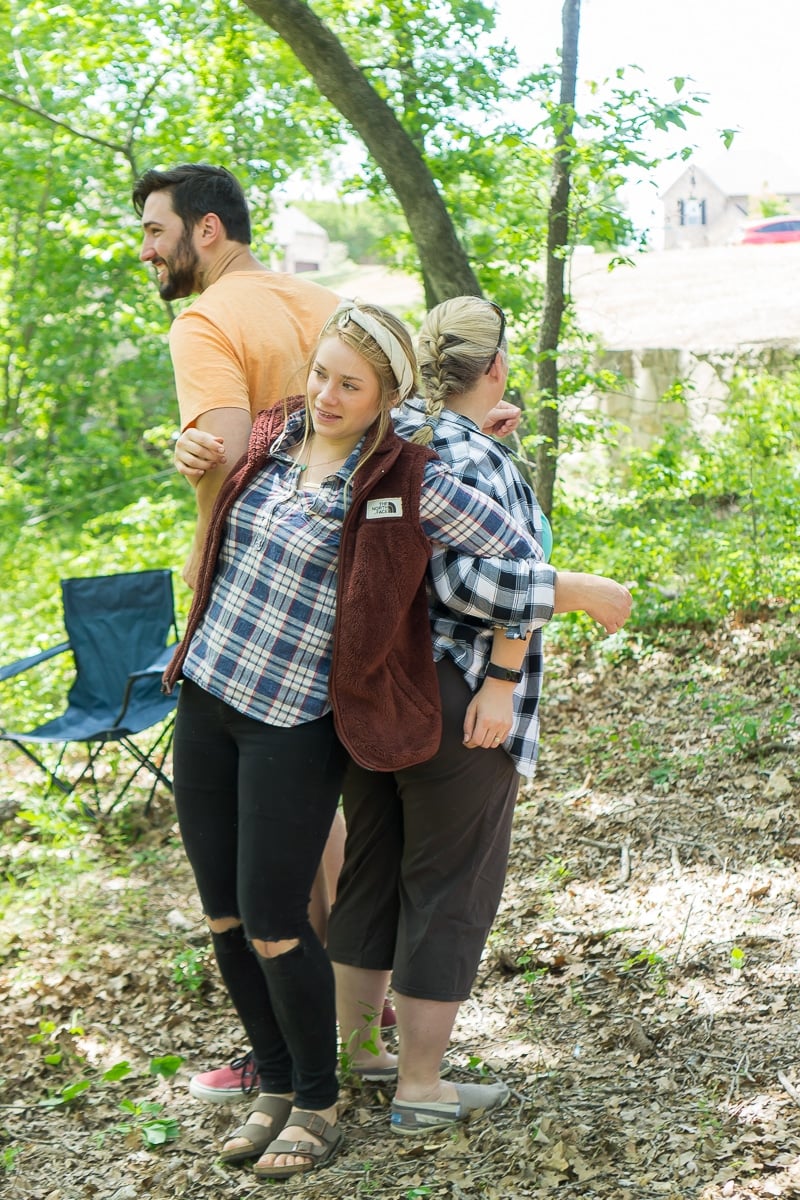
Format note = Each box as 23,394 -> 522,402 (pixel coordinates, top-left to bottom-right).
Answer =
126,642 -> 179,683
0,640 -> 71,684
113,642 -> 180,726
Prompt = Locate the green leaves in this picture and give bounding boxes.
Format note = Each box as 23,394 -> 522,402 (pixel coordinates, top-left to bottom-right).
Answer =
1,0 -> 338,519
0,0 -> 727,558
28,1049 -> 184,1144
40,1079 -> 92,1107
140,1117 -> 180,1147
149,1054 -> 183,1079
118,1098 -> 181,1147
552,365 -> 800,629
102,1061 -> 133,1082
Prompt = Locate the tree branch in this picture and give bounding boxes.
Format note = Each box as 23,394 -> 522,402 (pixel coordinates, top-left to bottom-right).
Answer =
0,90 -> 132,160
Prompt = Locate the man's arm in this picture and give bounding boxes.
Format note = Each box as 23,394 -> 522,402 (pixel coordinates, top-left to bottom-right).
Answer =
182,408 -> 252,590
481,399 -> 521,438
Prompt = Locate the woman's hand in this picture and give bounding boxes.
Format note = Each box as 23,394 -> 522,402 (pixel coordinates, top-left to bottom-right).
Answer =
463,679 -> 515,750
481,400 -> 521,439
174,427 -> 227,483
554,572 -> 633,635
580,577 -> 633,635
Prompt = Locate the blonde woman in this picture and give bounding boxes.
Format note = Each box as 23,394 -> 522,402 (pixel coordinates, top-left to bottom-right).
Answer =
163,302 -> 541,1178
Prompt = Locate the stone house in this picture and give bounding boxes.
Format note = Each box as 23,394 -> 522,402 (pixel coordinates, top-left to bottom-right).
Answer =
660,155 -> 800,249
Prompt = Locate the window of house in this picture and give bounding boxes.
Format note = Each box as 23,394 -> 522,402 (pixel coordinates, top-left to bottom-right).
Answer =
678,198 -> 706,226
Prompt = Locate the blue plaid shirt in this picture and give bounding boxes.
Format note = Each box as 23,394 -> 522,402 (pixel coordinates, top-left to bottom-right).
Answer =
394,399 -> 557,778
182,411 -> 536,729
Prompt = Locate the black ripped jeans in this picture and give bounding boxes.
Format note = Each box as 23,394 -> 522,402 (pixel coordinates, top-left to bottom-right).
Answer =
173,679 -> 347,1109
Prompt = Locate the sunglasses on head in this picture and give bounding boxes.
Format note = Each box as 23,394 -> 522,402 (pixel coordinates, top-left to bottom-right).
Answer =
485,302 -> 506,373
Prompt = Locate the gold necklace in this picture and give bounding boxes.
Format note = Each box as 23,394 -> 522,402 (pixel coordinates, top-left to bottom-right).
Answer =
297,452 -> 348,473
292,436 -> 352,473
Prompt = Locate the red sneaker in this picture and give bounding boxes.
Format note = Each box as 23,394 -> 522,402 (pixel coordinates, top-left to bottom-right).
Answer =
188,1052 -> 260,1104
380,1000 -> 397,1031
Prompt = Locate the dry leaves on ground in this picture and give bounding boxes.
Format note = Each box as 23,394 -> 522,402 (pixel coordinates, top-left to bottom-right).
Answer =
0,613 -> 798,1199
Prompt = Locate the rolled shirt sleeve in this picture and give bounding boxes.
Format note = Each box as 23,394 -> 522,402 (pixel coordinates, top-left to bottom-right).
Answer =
430,546 -> 556,633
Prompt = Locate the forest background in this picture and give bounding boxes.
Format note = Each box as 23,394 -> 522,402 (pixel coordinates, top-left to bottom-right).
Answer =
1,2 -> 799,1198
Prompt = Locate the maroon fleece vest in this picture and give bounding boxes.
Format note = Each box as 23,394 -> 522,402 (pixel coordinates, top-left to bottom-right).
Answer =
165,401 -> 442,770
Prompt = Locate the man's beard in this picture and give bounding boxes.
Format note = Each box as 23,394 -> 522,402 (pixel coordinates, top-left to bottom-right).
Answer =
158,231 -> 199,300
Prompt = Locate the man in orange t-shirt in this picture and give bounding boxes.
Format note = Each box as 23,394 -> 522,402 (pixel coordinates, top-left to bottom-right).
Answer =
132,164 -> 355,1111
133,163 -> 338,589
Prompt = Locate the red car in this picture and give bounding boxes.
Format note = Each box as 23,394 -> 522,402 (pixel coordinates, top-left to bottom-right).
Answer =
734,215 -> 800,245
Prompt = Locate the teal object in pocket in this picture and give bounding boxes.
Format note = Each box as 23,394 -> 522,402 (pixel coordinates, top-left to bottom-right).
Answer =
539,514 -> 553,562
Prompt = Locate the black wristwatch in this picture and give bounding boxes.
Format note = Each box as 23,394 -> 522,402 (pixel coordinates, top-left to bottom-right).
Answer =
485,662 -> 523,684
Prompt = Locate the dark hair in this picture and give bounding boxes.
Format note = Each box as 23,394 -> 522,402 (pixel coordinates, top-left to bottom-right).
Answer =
132,163 -> 252,243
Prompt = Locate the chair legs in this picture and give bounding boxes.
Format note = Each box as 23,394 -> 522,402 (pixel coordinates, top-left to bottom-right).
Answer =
3,738 -> 72,795
3,718 -> 175,817
110,716 -> 176,814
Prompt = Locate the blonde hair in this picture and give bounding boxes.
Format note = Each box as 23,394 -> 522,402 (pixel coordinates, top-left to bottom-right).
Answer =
301,301 -> 418,477
413,297 -> 507,446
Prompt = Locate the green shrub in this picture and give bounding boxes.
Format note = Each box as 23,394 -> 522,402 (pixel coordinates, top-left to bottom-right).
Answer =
551,366 -> 800,629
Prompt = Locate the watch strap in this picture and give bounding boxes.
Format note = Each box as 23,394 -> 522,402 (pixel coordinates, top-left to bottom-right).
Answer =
485,662 -> 523,684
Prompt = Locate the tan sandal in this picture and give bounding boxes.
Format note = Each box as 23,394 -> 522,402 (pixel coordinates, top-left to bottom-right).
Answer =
253,1109 -> 344,1179
219,1093 -> 294,1164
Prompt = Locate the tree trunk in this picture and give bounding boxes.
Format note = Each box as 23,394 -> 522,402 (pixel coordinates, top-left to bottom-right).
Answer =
242,0 -> 482,304
535,0 -> 580,519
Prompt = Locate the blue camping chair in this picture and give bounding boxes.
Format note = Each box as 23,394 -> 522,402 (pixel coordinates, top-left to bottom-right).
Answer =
0,569 -> 180,812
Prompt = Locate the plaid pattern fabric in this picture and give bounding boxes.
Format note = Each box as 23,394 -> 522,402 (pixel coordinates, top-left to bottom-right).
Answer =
183,413 -> 536,729
395,400 -> 557,778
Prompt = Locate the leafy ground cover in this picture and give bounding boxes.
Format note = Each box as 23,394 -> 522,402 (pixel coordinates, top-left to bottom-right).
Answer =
1,611 -> 798,1199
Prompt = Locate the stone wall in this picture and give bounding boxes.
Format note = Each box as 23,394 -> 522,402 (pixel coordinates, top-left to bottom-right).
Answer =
593,341 -> 800,451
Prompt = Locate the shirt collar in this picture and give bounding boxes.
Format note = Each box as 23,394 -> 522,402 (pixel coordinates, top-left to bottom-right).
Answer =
398,397 -> 482,435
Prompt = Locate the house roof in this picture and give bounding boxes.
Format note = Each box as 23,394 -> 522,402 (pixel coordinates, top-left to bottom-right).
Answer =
662,149 -> 800,199
272,205 -> 329,242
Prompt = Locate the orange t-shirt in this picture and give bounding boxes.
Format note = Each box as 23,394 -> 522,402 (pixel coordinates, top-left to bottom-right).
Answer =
169,271 -> 339,430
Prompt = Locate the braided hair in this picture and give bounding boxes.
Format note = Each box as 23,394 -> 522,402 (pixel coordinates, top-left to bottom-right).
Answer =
412,297 -> 506,446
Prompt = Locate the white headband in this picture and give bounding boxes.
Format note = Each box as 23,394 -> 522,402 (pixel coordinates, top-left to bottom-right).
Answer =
334,304 -> 416,401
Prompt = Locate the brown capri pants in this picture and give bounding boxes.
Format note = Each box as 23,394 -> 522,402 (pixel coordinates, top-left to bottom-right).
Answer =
327,657 -> 520,1003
